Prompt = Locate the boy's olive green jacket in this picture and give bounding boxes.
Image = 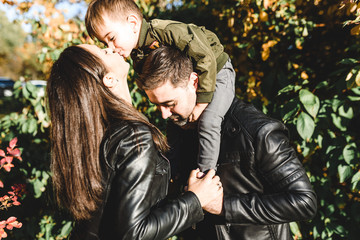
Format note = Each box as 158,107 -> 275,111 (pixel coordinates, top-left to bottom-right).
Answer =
131,19 -> 229,103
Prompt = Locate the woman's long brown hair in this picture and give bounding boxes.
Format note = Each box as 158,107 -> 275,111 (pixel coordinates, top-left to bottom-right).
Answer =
46,46 -> 168,220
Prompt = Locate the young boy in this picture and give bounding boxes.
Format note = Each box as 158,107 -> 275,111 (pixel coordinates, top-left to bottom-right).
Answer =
85,0 -> 235,174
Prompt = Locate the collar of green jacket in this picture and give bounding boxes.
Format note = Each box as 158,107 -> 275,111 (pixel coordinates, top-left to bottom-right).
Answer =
137,19 -> 150,49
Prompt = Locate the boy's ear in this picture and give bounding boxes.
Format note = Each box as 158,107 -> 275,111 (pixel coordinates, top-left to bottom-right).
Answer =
127,14 -> 141,33
102,72 -> 117,88
188,72 -> 198,91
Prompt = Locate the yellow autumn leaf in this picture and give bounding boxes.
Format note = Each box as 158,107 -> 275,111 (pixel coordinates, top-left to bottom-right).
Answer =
259,11 -> 268,22
350,25 -> 360,35
261,40 -> 278,61
301,71 -> 308,80
355,71 -> 360,86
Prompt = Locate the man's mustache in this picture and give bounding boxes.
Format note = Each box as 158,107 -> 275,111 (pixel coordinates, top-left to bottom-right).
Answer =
170,114 -> 189,127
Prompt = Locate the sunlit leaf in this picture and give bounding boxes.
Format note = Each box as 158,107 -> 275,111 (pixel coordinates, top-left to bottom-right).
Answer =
343,143 -> 356,164
338,105 -> 354,119
338,165 -> 352,183
299,89 -> 320,118
351,171 -> 360,184
331,113 -> 347,131
59,221 -> 73,237
296,112 -> 315,140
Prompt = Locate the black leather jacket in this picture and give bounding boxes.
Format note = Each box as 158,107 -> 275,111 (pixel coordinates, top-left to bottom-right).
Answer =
167,98 -> 317,240
70,122 -> 204,240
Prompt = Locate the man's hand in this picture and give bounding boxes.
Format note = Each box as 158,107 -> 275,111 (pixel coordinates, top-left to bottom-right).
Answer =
189,103 -> 209,122
203,189 -> 223,215
187,169 -> 223,208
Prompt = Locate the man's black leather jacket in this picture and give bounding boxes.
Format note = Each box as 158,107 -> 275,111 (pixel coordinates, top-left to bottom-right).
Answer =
70,122 -> 204,240
167,98 -> 317,240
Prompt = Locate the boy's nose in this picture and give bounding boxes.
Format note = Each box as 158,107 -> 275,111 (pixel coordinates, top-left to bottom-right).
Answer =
159,106 -> 172,119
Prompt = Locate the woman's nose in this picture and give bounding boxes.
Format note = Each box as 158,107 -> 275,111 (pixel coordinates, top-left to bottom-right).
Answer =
104,48 -> 115,54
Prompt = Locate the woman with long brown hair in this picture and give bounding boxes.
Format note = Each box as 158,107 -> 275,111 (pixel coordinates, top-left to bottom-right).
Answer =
46,44 -> 222,239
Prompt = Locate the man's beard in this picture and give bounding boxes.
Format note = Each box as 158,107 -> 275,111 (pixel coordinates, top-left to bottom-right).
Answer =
169,114 -> 189,127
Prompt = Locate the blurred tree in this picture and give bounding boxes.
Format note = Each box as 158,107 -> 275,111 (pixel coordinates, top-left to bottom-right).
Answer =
0,10 -> 25,79
0,9 -> 44,80
1,0 -> 360,239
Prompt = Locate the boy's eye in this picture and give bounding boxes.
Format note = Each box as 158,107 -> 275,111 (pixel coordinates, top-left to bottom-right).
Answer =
109,36 -> 115,41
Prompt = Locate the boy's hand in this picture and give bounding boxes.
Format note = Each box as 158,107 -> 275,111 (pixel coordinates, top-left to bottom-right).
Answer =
189,103 -> 208,122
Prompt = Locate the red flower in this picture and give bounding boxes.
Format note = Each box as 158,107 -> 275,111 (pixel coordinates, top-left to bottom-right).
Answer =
8,138 -> 17,150
5,217 -> 22,230
2,163 -> 14,172
0,228 -> 7,239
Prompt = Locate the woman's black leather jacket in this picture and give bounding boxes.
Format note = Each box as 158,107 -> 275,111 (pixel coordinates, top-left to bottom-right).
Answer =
70,121 -> 204,240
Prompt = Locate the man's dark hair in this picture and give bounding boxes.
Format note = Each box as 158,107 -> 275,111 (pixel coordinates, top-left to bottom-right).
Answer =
136,46 -> 193,90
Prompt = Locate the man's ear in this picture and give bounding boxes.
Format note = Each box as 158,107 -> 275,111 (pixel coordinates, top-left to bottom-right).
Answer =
102,72 -> 117,88
127,14 -> 141,33
188,72 -> 198,91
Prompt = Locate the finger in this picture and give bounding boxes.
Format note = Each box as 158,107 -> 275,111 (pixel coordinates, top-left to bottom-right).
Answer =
203,169 -> 216,180
196,171 -> 205,179
189,113 -> 194,122
212,175 -> 220,182
189,168 -> 200,178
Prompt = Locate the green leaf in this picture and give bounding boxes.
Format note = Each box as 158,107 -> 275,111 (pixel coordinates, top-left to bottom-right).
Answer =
348,95 -> 360,101
296,112 -> 315,140
315,81 -> 329,89
290,222 -> 301,238
299,89 -> 320,118
338,105 -> 354,119
59,221 -> 73,237
339,58 -> 358,65
28,118 -> 38,135
330,98 -> 342,112
280,98 -> 300,122
338,165 -> 352,183
22,85 -> 30,99
351,171 -> 360,190
248,47 -> 256,59
33,179 -> 44,198
331,113 -> 347,131
352,171 -> 360,184
351,87 -> 360,95
343,143 -> 356,164
277,84 -> 294,96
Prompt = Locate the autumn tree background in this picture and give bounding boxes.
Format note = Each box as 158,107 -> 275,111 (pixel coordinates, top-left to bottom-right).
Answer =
0,0 -> 360,239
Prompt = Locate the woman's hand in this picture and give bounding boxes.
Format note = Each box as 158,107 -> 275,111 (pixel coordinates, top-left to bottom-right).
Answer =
187,169 -> 223,214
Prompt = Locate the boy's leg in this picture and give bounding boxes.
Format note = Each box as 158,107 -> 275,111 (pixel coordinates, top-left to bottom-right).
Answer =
197,59 -> 236,172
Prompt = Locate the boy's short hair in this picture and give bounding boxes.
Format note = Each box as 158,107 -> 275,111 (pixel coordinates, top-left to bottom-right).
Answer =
85,0 -> 143,40
136,46 -> 193,90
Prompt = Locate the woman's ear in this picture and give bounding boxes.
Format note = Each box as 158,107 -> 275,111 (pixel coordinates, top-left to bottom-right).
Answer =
102,72 -> 117,88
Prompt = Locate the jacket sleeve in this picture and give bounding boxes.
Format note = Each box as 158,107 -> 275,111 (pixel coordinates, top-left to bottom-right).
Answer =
103,126 -> 203,239
154,22 -> 218,103
223,121 -> 317,224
